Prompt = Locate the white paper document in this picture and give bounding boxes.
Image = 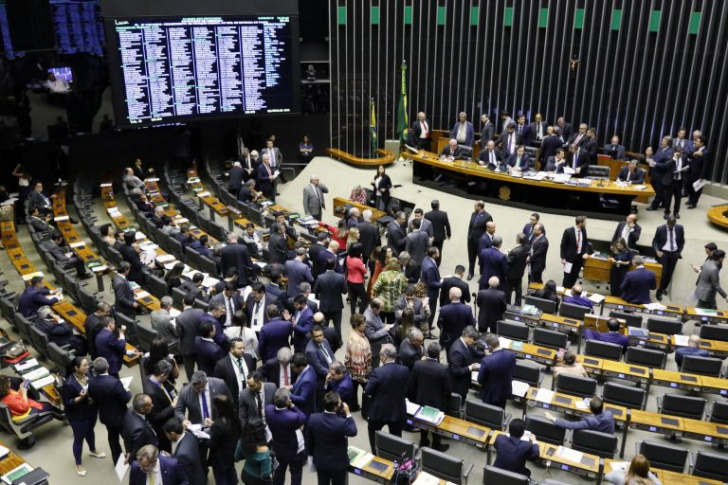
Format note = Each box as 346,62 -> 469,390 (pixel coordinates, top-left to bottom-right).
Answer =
156,254 -> 175,263
53,215 -> 69,222
120,376 -> 133,391
556,446 -> 584,463
673,335 -> 689,347
197,191 -> 211,198
471,370 -> 479,383
115,454 -> 129,481
609,461 -> 629,472
589,293 -> 606,304
498,336 -> 513,349
643,302 -> 667,311
563,262 -> 573,274
69,241 -> 85,248
535,388 -> 555,403
693,179 -> 706,191
563,166 -> 576,175
511,380 -> 530,398
405,399 -> 421,416
31,375 -> 56,389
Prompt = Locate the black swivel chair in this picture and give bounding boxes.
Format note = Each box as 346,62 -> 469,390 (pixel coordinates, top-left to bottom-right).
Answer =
584,340 -> 623,361
374,431 -> 417,463
609,311 -> 643,328
700,324 -> 728,342
602,382 -> 646,410
532,328 -> 568,350
524,415 -> 565,446
637,440 -> 690,473
691,450 -> 728,482
464,401 -> 511,431
420,446 -> 473,485
446,393 -> 463,418
571,429 -> 618,458
625,347 -> 667,369
481,465 -> 530,485
657,394 -> 706,420
524,295 -> 556,314
681,355 -> 723,378
708,401 -> 728,424
554,374 -> 597,398
512,361 -> 542,403
559,301 -> 592,320
647,317 -> 683,335
497,320 -> 530,342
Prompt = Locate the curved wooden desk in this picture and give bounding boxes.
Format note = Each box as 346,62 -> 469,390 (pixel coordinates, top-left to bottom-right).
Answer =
707,204 -> 728,229
327,148 -> 396,166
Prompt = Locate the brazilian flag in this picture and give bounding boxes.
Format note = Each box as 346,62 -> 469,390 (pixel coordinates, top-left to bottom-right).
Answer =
396,61 -> 409,147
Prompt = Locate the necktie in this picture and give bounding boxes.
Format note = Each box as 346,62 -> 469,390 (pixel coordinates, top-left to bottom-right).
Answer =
669,228 -> 675,252
573,153 -> 579,169
270,149 -> 276,167
236,358 -> 246,384
225,296 -> 233,325
537,123 -> 542,139
283,366 -> 290,386
256,393 -> 263,418
201,390 -> 210,420
148,471 -> 156,485
253,302 -> 260,327
490,152 -> 494,165
576,229 -> 581,252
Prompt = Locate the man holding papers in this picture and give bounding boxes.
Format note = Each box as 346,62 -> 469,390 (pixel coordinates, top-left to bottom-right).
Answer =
492,419 -> 539,477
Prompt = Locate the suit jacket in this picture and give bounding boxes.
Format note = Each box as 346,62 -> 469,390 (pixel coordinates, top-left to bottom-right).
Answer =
213,353 -> 255,410
478,148 -> 504,168
467,211 -> 492,242
36,318 -> 75,348
177,307 -> 204,356
506,153 -> 532,171
448,338 -> 482,398
386,220 -> 407,251
119,244 -> 145,284
651,146 -> 674,179
529,235 -> 549,274
84,313 -> 104,358
408,359 -> 451,409
424,209 -> 451,243
525,121 -> 546,146
405,231 -> 429,265
560,227 -> 589,263
603,143 -> 626,160
612,221 -> 642,249
313,271 -> 347,312
364,362 -> 409,422
112,274 -> 136,318
290,366 -> 317,416
688,148 -> 710,181
151,309 -> 178,344
175,377 -> 232,425
544,156 -> 566,173
173,432 -> 206,485
305,338 -> 335,381
480,121 -> 494,143
143,375 -> 177,440
651,224 -> 685,255
398,340 -> 424,370
96,328 -> 126,376
28,190 -> 51,213
228,165 -> 244,191
506,244 -> 529,282
450,121 -> 475,147
303,183 -> 329,216
284,259 -> 313,298
438,302 -> 476,349
194,337 -> 224,376
621,267 -> 657,304
616,165 -> 645,184
291,306 -> 314,353
265,404 -> 307,460
581,137 -> 598,159
568,147 -> 591,176
256,162 -> 274,194
493,434 -> 540,476
258,318 -> 293,362
18,286 -> 58,318
696,260 -> 727,302
88,374 -> 131,428
268,232 -> 289,265
244,294 -> 275,329
540,135 -> 562,162
557,122 -> 573,140
477,349 -> 516,406
130,455 -> 188,485
393,295 -> 427,327
123,410 -> 158,461
260,357 -> 297,388
326,374 -> 355,406
261,147 -> 283,168
220,242 -> 255,286
357,221 -> 380,259
306,412 -> 358,471
439,276 -> 471,308
239,382 -> 277,426
410,119 -> 433,142
420,257 -> 442,299
479,247 -> 508,288
477,288 -> 508,332
498,131 -> 523,156
439,144 -> 468,160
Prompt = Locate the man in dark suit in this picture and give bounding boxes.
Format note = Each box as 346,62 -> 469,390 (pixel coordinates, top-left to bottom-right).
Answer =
95,316 -> 128,378
582,127 -> 598,161
177,293 -> 204,381
88,357 -> 132,464
477,277 -> 508,334
524,113 -> 545,147
143,360 -> 177,453
175,371 -> 233,426
540,127 -> 562,162
437,287 -> 476,352
164,418 -> 206,485
119,232 -> 145,285
439,265 -> 471,308
313,258 -> 347,339
420,247 -> 442,329
507,145 -> 532,172
543,147 -> 567,173
220,232 -> 255,287
309,232 -> 330,278
603,135 -> 627,160
467,201 -> 492,280
326,361 -> 355,408
479,234 -> 508,290
647,136 -> 674,211
358,210 -> 381,263
477,140 -> 504,170
409,111 -> 432,149
129,445 -> 189,485
42,232 -> 92,278
285,248 -> 313,298
480,113 -> 494,144
450,111 -> 474,147
364,344 -> 409,450
194,320 -> 224,376
244,282 -> 275,332
620,256 -> 656,304
305,325 -> 336,411
477,333 -> 516,409
18,276 -> 60,318
617,160 -> 646,184
227,161 -> 244,197
209,282 -> 243,329
112,262 -> 138,319
506,234 -> 529,304
287,295 -> 313,353
257,305 -> 293,362
28,181 -> 52,216
405,219 -> 429,266
123,394 -> 158,463
239,370 -> 277,427
386,211 -> 408,252
663,148 -> 686,219
652,216 -> 685,301
528,223 -> 549,284
256,154 -> 276,200
448,326 -> 483,399
583,318 -> 629,350
266,388 -> 307,485
493,419 -> 540,477
408,342 -> 452,451
568,143 -> 591,177
425,199 -> 451,265
439,138 -> 467,160
567,123 -> 588,146
36,306 -> 87,355
612,214 -> 642,250
260,347 -> 295,388
560,215 -> 590,288
686,134 -> 709,208
556,117 -> 573,141
306,391 -> 357,485
498,123 -> 522,157
268,223 -> 290,265
398,327 -> 424,370
290,353 -> 317,417
85,301 -> 111,358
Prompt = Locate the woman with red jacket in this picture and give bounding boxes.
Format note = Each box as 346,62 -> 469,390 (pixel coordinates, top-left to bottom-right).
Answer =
346,242 -> 368,315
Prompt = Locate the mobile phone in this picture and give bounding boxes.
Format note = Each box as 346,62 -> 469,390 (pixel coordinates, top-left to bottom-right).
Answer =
22,379 -> 30,389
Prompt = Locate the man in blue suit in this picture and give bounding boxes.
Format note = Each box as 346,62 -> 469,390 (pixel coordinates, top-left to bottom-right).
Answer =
306,391 -> 357,485
325,362 -> 355,408
95,316 -> 128,378
194,320 -> 224,376
258,305 -> 294,362
507,145 -> 531,172
256,154 -> 276,201
437,287 -> 476,353
479,236 -> 508,291
285,248 -> 314,298
562,284 -> 594,310
478,221 -> 496,251
163,418 -> 206,485
477,333 -> 516,409
493,419 -> 539,477
420,247 -> 442,331
646,136 -> 674,211
291,295 -> 314,354
129,445 -> 189,485
652,216 -> 685,301
583,317 -> 629,350
266,388 -> 308,485
196,303 -> 229,353
545,396 -> 615,434
305,325 -> 335,409
18,277 -> 60,318
290,353 -> 317,417
88,357 -> 132,465
621,256 -> 656,304
450,111 -> 474,147
364,344 -> 409,450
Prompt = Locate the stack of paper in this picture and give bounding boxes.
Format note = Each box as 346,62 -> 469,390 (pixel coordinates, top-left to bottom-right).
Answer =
556,446 -> 584,463
609,461 -> 629,472
134,232 -> 146,241
589,294 -> 606,304
535,388 -> 555,403
54,215 -> 69,222
31,375 -> 55,389
23,367 -> 50,382
673,335 -> 690,347
512,380 -> 530,398
405,399 -> 421,416
413,471 -> 445,485
107,208 -> 122,217
644,302 -> 667,311
100,183 -> 113,188
156,254 -> 175,263
69,241 -> 85,248
197,191 -> 211,198
136,291 -> 150,299
352,451 -> 376,469
21,272 -> 44,282
471,370 -> 479,383
15,359 -> 40,373
202,277 -> 220,288
499,336 -> 513,349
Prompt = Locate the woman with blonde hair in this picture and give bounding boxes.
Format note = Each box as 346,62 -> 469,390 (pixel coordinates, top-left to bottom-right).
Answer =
346,226 -> 360,252
604,454 -> 662,485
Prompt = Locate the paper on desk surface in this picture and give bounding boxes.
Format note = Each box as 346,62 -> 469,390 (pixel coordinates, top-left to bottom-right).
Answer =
31,375 -> 56,389
609,461 -> 629,472
471,370 -> 479,382
69,241 -> 85,248
589,293 -> 606,304
563,166 -> 576,175
575,399 -> 589,410
498,336 -> 513,349
352,451 -> 376,469
535,388 -> 555,403
54,215 -> 69,222
673,335 -> 689,347
405,399 -> 421,416
136,290 -> 150,299
644,302 -> 667,311
512,380 -> 530,398
556,446 -> 583,463
414,472 -> 452,485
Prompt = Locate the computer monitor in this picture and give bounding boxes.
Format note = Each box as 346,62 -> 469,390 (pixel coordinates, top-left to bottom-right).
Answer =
48,66 -> 73,83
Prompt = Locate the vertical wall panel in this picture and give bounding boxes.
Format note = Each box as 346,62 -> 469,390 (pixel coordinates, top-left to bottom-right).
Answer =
329,0 -> 728,183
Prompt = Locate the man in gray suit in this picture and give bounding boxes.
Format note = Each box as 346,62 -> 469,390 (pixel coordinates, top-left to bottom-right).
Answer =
411,208 -> 434,241
42,232 -> 92,278
150,296 -> 178,345
284,248 -> 314,298
123,167 -> 145,191
364,299 -> 394,369
603,135 -> 627,160
238,370 -> 277,428
174,371 -> 232,426
696,250 -> 728,309
302,174 -> 329,221
405,219 -> 430,266
393,285 -> 429,330
177,293 -> 205,381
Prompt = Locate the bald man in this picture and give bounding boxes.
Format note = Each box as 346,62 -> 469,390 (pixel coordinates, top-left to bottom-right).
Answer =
410,112 -> 432,149
612,214 -> 642,250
